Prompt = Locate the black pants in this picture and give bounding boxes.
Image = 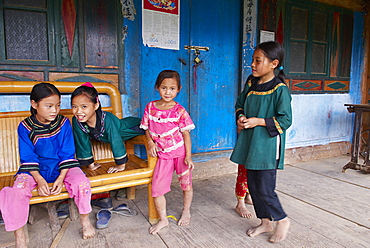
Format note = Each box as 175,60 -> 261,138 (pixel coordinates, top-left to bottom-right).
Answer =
247,168 -> 287,221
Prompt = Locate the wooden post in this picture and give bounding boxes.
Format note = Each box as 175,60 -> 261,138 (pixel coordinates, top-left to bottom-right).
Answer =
147,183 -> 159,224
44,202 -> 61,233
28,205 -> 38,225
68,198 -> 79,221
127,186 -> 136,200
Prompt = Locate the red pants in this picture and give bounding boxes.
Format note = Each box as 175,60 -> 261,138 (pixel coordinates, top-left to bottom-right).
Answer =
235,164 -> 249,199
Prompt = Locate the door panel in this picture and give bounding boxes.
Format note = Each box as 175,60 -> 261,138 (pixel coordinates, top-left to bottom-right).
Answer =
188,0 -> 242,152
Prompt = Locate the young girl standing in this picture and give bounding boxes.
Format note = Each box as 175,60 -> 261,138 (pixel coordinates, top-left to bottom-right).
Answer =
0,83 -> 95,247
71,83 -> 143,173
230,41 -> 292,243
140,70 -> 195,235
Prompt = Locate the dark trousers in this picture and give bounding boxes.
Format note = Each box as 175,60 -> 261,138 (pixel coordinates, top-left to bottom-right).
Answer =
247,168 -> 287,221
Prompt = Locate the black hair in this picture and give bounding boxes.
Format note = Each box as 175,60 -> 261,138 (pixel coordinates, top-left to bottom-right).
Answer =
71,84 -> 101,110
154,70 -> 181,90
30,83 -> 61,116
255,41 -> 286,83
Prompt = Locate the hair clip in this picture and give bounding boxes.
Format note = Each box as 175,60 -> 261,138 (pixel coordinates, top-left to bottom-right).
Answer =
279,66 -> 284,71
81,82 -> 94,88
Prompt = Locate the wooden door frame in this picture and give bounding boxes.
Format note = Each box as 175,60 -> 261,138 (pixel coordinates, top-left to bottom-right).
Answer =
362,4 -> 370,104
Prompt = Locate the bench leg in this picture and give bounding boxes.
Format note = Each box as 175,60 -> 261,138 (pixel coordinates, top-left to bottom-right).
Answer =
127,186 -> 136,200
147,183 -> 159,224
44,201 -> 61,232
68,198 -> 79,221
28,205 -> 38,225
24,223 -> 29,244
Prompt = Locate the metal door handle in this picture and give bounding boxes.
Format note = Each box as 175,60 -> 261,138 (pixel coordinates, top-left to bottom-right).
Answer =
184,45 -> 210,52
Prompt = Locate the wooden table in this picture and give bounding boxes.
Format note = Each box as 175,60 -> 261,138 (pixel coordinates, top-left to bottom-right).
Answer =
343,104 -> 370,173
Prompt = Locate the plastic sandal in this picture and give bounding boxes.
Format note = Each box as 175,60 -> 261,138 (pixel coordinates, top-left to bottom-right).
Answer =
115,189 -> 127,201
96,209 -> 112,229
57,203 -> 69,219
112,203 -> 137,217
91,197 -> 113,210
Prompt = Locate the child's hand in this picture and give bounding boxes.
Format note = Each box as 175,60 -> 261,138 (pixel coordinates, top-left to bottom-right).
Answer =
243,117 -> 264,129
36,178 -> 51,196
51,177 -> 64,195
148,140 -> 159,157
184,156 -> 195,170
237,116 -> 247,130
88,162 -> 101,170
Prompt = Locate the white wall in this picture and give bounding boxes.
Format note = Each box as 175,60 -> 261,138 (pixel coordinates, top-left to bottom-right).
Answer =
286,94 -> 352,149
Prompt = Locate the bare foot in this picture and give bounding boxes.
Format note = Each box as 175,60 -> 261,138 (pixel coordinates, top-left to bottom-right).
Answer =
269,217 -> 290,243
235,198 -> 252,218
247,219 -> 273,237
178,209 -> 191,226
235,204 -> 253,218
107,164 -> 126,173
14,227 -> 28,248
81,214 -> 95,240
149,219 -> 169,234
244,193 -> 253,205
88,163 -> 101,171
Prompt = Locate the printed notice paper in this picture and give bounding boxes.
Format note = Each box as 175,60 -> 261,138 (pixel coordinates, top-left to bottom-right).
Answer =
142,0 -> 180,50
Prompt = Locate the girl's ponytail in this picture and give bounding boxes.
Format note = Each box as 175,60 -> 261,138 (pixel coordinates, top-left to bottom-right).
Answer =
276,66 -> 286,84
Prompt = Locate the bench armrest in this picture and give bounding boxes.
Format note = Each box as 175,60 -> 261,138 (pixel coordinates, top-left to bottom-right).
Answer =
125,135 -> 157,169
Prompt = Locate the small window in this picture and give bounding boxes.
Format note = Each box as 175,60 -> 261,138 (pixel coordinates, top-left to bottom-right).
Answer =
0,0 -> 54,65
285,1 -> 352,93
0,0 -> 122,71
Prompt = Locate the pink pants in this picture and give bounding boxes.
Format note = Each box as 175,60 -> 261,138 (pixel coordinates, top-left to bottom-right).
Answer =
0,167 -> 91,231
152,156 -> 192,197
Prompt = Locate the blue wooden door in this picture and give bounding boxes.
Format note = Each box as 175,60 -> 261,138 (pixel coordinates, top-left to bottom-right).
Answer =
140,0 -> 242,153
187,1 -> 242,152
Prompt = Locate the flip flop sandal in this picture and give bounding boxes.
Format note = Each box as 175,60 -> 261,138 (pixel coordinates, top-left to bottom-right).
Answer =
57,203 -> 70,219
112,203 -> 137,217
91,197 -> 113,210
115,189 -> 127,201
96,209 -> 112,229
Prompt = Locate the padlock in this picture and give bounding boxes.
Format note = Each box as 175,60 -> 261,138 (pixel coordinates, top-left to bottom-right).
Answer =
194,56 -> 202,64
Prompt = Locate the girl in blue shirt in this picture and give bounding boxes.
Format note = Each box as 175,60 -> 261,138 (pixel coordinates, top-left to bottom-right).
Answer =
0,83 -> 95,247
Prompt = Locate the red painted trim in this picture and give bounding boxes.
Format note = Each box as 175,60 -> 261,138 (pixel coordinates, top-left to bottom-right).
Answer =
62,0 -> 76,57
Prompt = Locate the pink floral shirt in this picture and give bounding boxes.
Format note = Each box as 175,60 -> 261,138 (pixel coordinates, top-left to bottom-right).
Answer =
140,101 -> 195,159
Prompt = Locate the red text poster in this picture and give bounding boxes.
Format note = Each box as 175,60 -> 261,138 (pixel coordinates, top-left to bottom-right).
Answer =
142,0 -> 180,50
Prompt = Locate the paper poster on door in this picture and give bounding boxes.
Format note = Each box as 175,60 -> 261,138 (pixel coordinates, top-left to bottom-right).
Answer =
142,0 -> 180,50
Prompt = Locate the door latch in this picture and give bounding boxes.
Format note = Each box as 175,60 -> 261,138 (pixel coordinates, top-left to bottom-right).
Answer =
184,45 -> 209,64
184,45 -> 210,52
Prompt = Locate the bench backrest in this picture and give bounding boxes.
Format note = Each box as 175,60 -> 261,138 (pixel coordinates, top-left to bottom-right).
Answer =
0,81 -> 122,174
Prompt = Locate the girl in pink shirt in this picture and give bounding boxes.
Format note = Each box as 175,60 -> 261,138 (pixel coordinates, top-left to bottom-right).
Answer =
140,70 -> 195,234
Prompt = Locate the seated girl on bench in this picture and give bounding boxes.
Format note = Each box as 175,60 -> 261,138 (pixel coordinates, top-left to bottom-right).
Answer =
71,82 -> 143,173
0,83 -> 95,247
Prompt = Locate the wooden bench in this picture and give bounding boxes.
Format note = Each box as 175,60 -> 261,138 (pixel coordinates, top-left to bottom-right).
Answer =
0,81 -> 159,233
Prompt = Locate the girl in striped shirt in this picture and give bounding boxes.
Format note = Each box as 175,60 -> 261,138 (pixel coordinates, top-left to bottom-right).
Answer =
140,70 -> 195,235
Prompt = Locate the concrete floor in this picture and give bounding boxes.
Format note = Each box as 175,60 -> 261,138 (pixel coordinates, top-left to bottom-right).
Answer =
1,155 -> 370,248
